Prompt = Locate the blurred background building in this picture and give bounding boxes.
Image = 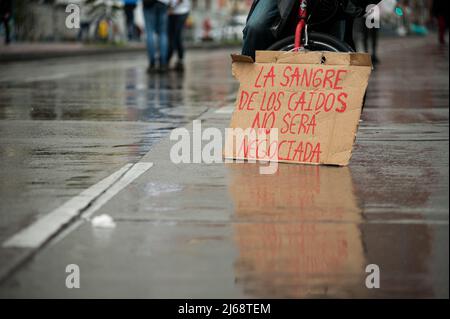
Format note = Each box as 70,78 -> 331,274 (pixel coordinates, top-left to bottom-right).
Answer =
0,0 -> 253,44
0,0 -> 444,45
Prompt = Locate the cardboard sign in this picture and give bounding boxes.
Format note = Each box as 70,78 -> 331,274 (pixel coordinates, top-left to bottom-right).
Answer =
225,51 -> 372,166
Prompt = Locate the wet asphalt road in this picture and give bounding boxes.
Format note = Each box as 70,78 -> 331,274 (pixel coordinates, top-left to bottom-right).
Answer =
0,50 -> 236,244
0,36 -> 448,298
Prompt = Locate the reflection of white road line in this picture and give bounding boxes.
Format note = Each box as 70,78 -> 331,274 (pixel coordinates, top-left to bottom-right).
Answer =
21,63 -> 144,84
215,106 -> 234,114
24,73 -> 70,83
3,162 -> 153,249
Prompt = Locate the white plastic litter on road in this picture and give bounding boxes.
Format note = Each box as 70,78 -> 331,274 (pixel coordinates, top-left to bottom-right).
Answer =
91,214 -> 116,229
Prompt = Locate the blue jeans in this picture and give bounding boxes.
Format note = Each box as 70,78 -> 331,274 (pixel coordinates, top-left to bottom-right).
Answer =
143,3 -> 169,66
242,0 -> 279,58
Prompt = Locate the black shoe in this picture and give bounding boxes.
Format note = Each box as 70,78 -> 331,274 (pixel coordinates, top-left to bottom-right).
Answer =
372,55 -> 380,65
147,64 -> 157,74
174,61 -> 185,72
158,64 -> 169,73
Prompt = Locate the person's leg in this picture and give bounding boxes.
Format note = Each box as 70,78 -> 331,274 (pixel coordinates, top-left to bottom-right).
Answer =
78,22 -> 88,41
171,14 -> 188,71
438,15 -> 446,44
168,14 -> 176,64
1,15 -> 10,45
371,28 -> 379,63
242,0 -> 279,58
155,3 -> 169,69
124,6 -> 133,40
175,14 -> 188,62
4,17 -> 10,45
143,6 -> 157,68
362,25 -> 369,52
129,6 -> 136,40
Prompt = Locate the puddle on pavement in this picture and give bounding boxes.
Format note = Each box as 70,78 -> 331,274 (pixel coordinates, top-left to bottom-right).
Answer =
225,163 -> 442,298
227,164 -> 365,298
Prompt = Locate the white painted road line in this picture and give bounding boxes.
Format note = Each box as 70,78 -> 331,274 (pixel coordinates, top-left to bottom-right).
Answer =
81,162 -> 153,220
3,162 -> 153,249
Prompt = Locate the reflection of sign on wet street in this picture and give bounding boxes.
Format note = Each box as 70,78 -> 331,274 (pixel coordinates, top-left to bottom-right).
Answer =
226,51 -> 372,166
228,164 -> 368,298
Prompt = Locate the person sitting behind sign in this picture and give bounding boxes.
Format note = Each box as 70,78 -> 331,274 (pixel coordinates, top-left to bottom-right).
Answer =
241,0 -> 383,59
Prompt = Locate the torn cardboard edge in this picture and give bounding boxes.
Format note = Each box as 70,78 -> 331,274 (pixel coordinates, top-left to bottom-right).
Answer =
231,51 -> 372,67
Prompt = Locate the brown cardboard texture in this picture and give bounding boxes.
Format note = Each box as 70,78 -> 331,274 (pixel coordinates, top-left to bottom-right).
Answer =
225,50 -> 372,166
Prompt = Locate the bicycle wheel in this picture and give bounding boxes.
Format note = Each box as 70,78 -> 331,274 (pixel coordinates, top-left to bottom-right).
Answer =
267,32 -> 354,53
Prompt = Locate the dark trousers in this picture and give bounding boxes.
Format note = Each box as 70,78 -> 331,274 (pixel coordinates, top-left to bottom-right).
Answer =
362,26 -> 378,58
168,13 -> 189,63
438,15 -> 447,44
1,16 -> 10,44
124,4 -> 136,40
242,0 -> 279,58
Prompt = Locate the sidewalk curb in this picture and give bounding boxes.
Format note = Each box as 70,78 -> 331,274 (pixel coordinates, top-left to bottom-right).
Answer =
0,46 -> 146,63
0,43 -> 241,63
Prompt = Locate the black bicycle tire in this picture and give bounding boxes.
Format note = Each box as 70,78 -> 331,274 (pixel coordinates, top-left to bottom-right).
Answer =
267,32 -> 354,53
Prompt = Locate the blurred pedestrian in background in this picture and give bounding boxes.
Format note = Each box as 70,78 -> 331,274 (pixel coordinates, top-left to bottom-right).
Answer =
362,23 -> 379,65
78,3 -> 92,42
431,0 -> 448,45
123,0 -> 138,41
0,0 -> 12,45
143,0 -> 171,73
168,0 -> 190,72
